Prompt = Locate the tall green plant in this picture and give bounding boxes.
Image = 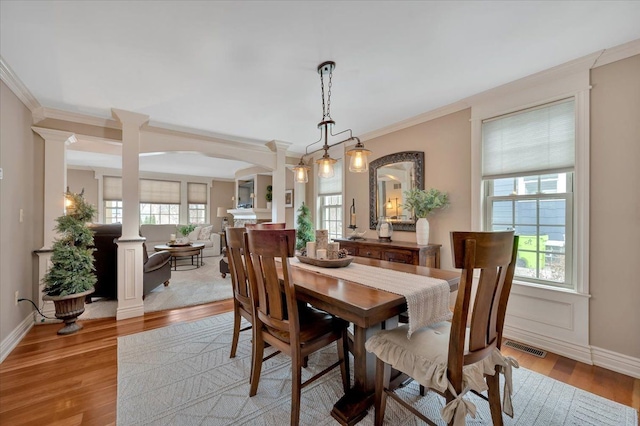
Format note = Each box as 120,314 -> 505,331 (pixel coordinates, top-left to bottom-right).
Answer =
402,187 -> 450,219
43,191 -> 97,296
295,202 -> 314,250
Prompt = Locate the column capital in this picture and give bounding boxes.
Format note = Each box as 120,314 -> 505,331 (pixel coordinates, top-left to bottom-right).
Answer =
266,140 -> 291,153
31,127 -> 76,145
111,108 -> 149,127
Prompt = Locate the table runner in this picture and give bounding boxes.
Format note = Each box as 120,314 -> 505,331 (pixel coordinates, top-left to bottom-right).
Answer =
289,258 -> 452,337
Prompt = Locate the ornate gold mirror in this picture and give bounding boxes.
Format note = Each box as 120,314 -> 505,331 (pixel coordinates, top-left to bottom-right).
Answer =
369,151 -> 424,231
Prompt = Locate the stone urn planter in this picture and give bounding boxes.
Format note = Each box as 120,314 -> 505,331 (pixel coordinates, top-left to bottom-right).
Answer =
43,288 -> 94,335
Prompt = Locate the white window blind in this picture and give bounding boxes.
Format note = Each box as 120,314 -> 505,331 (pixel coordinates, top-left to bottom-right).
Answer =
139,179 -> 180,204
317,160 -> 342,194
187,183 -> 207,204
482,99 -> 575,179
103,176 -> 122,201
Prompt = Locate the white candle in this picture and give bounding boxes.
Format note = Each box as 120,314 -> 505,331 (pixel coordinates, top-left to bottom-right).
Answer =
350,213 -> 356,227
170,233 -> 176,241
306,242 -> 316,258
379,223 -> 389,238
316,249 -> 327,260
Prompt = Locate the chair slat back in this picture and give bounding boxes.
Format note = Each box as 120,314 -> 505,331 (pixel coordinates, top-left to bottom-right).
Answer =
226,227 -> 252,309
448,231 -> 518,382
245,229 -> 298,337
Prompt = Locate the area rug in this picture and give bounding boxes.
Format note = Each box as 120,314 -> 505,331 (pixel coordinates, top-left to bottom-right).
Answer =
117,313 -> 638,425
80,258 -> 233,319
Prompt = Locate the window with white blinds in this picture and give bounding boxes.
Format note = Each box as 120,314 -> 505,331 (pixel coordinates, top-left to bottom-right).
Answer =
103,176 -> 122,201
482,99 -> 575,179
187,183 -> 207,204
139,179 -> 180,204
482,99 -> 575,288
317,160 -> 343,240
103,177 -> 181,203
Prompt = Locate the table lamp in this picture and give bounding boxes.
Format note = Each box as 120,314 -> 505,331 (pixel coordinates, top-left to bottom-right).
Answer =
217,207 -> 229,230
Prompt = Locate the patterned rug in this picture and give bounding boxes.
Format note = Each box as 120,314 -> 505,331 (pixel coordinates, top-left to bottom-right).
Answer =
81,257 -> 232,319
117,313 -> 638,425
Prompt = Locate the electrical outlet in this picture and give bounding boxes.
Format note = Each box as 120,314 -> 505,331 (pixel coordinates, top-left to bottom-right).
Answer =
15,291 -> 19,306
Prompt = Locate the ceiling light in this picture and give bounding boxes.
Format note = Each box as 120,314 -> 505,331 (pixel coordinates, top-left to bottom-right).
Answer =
293,61 -> 371,183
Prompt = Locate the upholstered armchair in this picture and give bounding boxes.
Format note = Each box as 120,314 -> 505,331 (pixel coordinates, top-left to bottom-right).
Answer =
142,243 -> 171,296
89,224 -> 172,300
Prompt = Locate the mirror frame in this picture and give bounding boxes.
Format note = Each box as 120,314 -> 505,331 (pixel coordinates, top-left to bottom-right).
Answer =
369,151 -> 424,232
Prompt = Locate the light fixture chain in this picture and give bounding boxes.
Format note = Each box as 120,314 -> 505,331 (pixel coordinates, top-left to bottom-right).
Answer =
326,66 -> 332,119
320,69 -> 327,119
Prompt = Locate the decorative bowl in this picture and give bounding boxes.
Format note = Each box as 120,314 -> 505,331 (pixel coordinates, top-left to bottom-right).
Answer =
296,255 -> 354,268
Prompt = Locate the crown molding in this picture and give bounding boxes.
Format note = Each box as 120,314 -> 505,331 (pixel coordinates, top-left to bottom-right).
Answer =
40,107 -> 121,129
0,56 -> 41,113
359,100 -> 470,142
592,38 -> 640,68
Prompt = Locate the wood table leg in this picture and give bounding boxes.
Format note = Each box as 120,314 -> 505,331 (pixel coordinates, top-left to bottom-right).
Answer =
331,316 -> 398,425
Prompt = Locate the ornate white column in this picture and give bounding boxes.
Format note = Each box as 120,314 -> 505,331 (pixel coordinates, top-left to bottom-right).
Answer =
31,127 -> 76,322
266,141 -> 291,223
112,109 -> 149,320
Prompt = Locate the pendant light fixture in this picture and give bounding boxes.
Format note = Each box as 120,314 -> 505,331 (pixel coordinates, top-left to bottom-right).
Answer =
293,61 -> 371,183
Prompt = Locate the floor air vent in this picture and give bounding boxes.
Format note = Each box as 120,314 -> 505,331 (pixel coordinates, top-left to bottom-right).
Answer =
504,340 -> 547,358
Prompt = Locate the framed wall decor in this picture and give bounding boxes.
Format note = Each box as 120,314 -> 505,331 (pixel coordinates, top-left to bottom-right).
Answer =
285,189 -> 293,208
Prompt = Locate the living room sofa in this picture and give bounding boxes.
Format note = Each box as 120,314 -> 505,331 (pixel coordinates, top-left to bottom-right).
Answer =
140,224 -> 221,257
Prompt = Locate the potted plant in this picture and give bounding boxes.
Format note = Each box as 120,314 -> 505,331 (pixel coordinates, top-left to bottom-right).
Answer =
42,190 -> 97,335
402,187 -> 450,245
177,224 -> 197,244
295,202 -> 314,251
266,185 -> 273,209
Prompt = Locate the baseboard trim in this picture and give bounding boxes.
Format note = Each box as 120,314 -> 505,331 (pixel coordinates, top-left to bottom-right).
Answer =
0,315 -> 34,364
591,346 -> 640,379
503,325 -> 593,364
116,304 -> 145,320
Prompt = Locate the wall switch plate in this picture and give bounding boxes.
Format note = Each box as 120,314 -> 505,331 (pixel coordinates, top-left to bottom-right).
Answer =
0,168 -> 3,179
15,291 -> 19,306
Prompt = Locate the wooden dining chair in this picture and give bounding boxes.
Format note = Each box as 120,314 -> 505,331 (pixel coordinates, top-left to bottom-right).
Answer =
366,231 -> 519,426
226,227 -> 254,359
245,222 -> 286,229
244,228 -> 351,426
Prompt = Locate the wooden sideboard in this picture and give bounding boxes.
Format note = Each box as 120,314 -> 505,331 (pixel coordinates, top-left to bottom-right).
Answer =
333,238 -> 441,268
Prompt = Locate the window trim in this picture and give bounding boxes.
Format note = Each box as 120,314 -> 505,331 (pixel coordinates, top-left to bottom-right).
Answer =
484,174 -> 574,288
471,79 -> 590,295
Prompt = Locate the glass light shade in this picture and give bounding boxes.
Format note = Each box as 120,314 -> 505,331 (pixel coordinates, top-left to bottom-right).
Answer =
293,164 -> 310,183
316,156 -> 337,179
346,145 -> 371,173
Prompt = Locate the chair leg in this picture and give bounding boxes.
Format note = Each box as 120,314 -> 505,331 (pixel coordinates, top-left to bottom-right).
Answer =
337,331 -> 350,393
486,371 -> 504,426
249,331 -> 265,397
291,355 -> 302,426
374,357 -> 391,426
229,307 -> 241,359
419,384 -> 426,396
302,356 -> 309,368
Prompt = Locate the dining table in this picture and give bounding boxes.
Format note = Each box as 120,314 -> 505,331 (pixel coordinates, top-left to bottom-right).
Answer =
282,256 -> 460,426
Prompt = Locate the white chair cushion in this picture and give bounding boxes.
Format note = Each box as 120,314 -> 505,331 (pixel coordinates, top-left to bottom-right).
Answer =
366,322 -> 518,425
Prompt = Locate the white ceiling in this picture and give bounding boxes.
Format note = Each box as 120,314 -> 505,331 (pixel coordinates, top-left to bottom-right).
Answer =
2,1 -> 640,179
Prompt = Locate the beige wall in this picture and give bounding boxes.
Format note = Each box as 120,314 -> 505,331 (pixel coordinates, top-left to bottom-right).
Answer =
590,55 -> 640,358
67,169 -> 99,210
0,81 -> 44,344
345,109 -> 472,271
210,180 -> 234,229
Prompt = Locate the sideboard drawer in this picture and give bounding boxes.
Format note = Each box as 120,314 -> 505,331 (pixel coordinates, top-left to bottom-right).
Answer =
383,250 -> 414,264
356,247 -> 382,259
342,246 -> 357,256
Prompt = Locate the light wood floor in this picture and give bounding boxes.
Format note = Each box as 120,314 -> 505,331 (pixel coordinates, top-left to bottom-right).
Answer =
1,300 -> 638,425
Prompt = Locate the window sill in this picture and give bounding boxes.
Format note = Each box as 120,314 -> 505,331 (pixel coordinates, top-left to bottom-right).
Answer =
512,279 -> 591,298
